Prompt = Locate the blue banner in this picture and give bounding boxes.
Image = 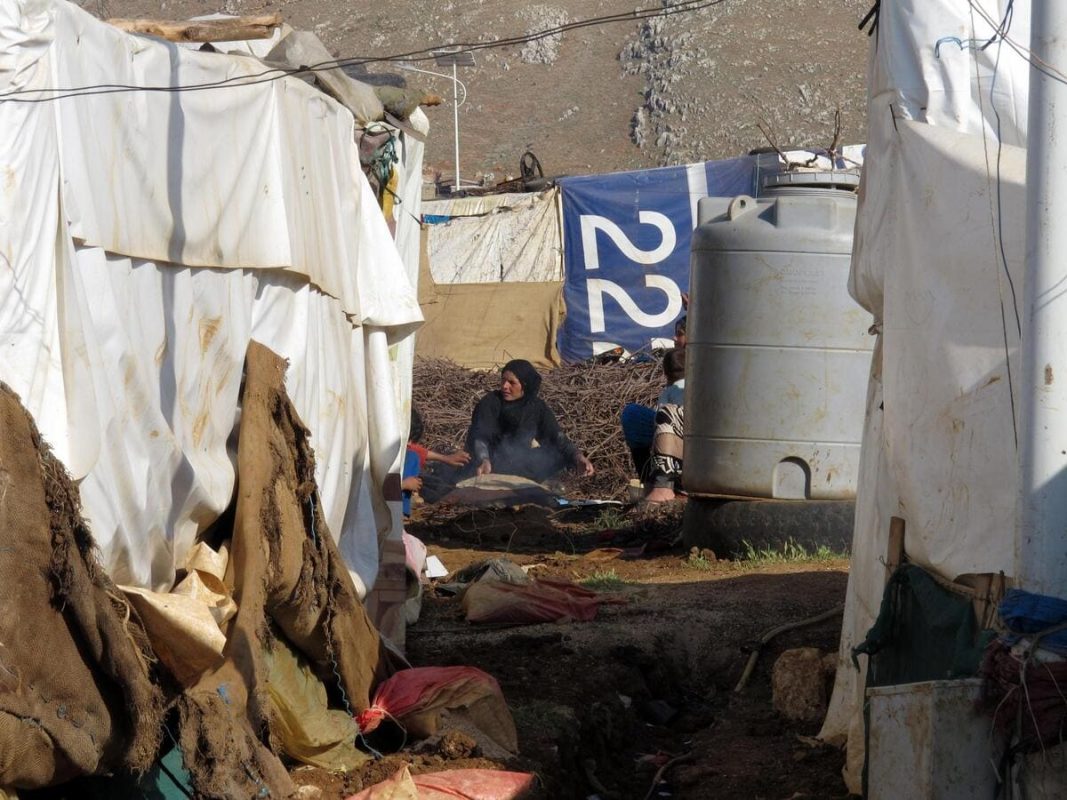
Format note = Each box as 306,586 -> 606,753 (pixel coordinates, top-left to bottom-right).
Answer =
558,158 -> 756,362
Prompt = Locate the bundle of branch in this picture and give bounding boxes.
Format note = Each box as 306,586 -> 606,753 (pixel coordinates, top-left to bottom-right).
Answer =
413,356 -> 664,498
411,358 -> 492,452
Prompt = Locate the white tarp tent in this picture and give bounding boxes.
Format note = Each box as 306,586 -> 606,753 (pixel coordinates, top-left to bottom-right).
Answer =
0,0 -> 425,608
818,0 -> 1031,790
423,189 -> 563,284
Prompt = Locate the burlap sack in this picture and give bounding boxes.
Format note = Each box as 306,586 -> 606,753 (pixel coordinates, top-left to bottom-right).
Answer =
180,342 -> 393,799
0,384 -> 163,788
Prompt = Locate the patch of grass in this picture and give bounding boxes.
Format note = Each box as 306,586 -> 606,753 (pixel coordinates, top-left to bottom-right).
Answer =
580,569 -> 627,591
737,538 -> 848,566
687,553 -> 715,570
686,547 -> 717,570
590,506 -> 628,531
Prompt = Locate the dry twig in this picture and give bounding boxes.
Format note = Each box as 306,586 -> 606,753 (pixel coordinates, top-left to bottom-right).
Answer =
757,118 -> 795,168
801,106 -> 844,168
761,107 -> 850,171
413,356 -> 663,498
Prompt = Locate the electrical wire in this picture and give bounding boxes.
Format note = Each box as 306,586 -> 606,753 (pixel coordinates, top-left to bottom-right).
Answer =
0,0 -> 729,103
967,0 -> 1067,86
355,0 -> 729,63
987,0 -> 1021,339
967,0 -> 1020,449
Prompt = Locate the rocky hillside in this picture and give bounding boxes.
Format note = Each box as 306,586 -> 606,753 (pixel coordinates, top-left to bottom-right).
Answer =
83,0 -> 872,182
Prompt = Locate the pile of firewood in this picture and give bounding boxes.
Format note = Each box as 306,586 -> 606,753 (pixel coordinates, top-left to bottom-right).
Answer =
412,356 -> 665,498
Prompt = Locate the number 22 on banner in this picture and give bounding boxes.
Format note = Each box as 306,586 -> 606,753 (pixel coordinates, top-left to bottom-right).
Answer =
579,211 -> 683,333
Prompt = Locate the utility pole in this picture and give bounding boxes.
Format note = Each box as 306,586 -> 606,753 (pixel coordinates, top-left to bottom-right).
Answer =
1018,0 -> 1067,594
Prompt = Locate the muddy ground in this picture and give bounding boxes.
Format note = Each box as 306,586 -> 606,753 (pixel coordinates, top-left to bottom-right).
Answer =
295,501 -> 852,799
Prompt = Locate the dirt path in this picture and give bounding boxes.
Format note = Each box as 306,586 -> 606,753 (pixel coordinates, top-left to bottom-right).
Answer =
296,503 -> 852,799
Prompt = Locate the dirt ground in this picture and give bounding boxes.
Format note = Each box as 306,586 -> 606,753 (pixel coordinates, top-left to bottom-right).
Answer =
294,501 -> 853,799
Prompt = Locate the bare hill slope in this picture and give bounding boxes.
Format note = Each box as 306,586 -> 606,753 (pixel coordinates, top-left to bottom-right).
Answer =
86,0 -> 872,181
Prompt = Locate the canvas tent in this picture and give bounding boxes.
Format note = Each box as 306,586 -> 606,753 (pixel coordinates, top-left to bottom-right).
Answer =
417,263 -> 566,371
423,190 -> 564,284
818,0 -> 1032,791
1,0 -> 434,792
0,0 -> 426,599
417,189 -> 566,369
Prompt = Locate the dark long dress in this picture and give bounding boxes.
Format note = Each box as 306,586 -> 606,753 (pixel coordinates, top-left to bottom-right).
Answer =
465,391 -> 579,481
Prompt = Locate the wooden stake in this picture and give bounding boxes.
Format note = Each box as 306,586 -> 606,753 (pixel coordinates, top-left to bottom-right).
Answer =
885,516 -> 905,581
107,13 -> 283,43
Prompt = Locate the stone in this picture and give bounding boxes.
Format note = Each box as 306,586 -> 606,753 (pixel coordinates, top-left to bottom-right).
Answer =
771,647 -> 835,722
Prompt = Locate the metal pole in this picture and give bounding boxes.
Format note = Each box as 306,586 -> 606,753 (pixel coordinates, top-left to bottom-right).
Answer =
452,61 -> 461,192
1018,0 -> 1067,594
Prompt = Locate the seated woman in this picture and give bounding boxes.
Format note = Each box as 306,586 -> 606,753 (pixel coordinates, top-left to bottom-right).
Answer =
646,347 -> 686,503
466,359 -> 594,482
621,314 -> 686,479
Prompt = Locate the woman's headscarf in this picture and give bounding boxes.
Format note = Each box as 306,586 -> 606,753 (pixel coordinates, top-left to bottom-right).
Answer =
502,359 -> 542,399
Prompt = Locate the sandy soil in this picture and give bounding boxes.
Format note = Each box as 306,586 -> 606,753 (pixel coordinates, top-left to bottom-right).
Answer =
293,502 -> 853,799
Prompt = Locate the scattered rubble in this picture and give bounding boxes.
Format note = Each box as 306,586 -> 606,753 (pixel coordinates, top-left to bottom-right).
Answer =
620,0 -> 869,165
519,5 -> 569,64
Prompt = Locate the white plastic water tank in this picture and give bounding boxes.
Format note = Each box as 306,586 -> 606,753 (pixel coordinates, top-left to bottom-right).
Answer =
685,171 -> 873,500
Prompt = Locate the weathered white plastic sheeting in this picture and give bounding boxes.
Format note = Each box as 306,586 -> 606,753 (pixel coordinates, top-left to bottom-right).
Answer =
179,21 -> 386,125
390,110 -> 429,450
424,190 -> 563,283
48,1 -> 419,332
820,0 -> 1030,791
355,111 -> 430,632
0,0 -> 423,594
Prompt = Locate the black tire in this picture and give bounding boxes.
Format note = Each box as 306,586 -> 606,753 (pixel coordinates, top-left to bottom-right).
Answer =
683,498 -> 855,559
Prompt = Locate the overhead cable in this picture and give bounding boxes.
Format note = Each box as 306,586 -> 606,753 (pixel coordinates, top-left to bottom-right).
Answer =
0,0 -> 728,103
967,0 -> 1067,85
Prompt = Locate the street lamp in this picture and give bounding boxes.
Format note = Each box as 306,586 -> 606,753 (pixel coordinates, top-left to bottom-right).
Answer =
433,50 -> 475,193
396,62 -> 470,193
